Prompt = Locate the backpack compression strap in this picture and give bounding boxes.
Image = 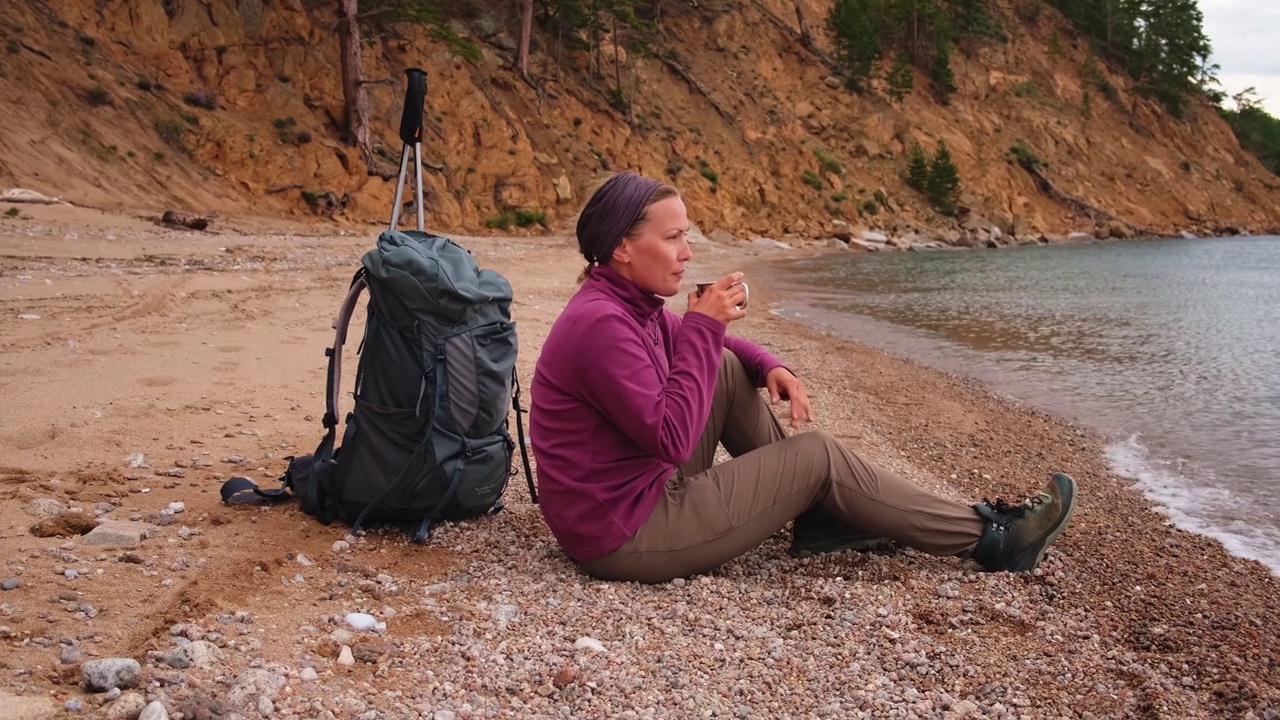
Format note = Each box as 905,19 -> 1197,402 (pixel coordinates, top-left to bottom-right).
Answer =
512,373 -> 537,504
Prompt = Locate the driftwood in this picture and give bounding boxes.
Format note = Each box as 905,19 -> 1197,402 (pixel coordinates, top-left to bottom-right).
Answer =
160,209 -> 211,231
1013,157 -> 1144,234
20,41 -> 54,61
656,52 -> 752,151
750,0 -> 838,72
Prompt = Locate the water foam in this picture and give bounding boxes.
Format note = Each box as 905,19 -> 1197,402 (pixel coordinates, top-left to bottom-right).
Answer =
1106,435 -> 1280,577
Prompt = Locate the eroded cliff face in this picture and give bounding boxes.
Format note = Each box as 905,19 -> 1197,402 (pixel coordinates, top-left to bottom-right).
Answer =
1,0 -> 1277,243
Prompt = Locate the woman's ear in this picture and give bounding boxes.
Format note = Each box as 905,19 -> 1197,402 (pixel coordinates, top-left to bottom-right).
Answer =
610,241 -> 632,265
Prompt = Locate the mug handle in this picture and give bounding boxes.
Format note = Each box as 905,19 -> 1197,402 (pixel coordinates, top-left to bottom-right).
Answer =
735,281 -> 749,310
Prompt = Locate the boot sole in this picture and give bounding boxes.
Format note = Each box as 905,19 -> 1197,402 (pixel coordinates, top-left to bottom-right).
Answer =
1008,472 -> 1077,572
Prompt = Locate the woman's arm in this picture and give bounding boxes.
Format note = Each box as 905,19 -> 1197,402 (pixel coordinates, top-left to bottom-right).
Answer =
576,310 -> 727,465
659,308 -> 788,387
724,335 -> 788,386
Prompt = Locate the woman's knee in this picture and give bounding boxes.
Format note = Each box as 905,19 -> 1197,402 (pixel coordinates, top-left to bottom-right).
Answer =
792,429 -> 840,453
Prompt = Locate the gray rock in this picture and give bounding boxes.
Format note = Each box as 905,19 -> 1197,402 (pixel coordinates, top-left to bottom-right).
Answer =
25,499 -> 66,519
686,223 -> 709,244
1,579 -> 18,591
708,228 -> 736,244
138,701 -> 170,720
105,692 -> 146,720
751,237 -> 792,250
60,645 -> 84,664
82,658 -> 142,692
860,230 -> 889,243
64,698 -> 84,712
227,669 -> 286,708
83,520 -> 156,548
828,238 -> 849,250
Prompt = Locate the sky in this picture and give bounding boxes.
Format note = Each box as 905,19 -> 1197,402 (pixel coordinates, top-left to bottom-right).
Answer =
1201,0 -> 1280,115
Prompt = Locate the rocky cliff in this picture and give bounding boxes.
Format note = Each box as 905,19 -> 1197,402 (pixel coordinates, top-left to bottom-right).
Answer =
2,0 -> 1278,245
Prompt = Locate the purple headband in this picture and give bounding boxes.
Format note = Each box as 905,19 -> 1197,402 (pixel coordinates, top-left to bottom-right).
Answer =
576,171 -> 664,266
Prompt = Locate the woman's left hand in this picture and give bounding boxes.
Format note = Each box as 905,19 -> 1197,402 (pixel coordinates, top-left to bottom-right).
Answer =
766,367 -> 812,428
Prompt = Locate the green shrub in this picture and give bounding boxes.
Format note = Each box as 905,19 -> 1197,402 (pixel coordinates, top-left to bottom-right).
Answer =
812,148 -> 844,175
1009,139 -> 1044,169
484,212 -> 514,230
514,209 -> 548,228
183,89 -> 217,110
153,117 -> 186,149
86,85 -> 110,105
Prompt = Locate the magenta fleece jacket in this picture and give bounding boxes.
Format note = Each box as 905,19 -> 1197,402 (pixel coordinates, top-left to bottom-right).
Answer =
528,265 -> 786,563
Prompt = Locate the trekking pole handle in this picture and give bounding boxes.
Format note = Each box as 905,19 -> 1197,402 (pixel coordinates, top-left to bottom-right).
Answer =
399,68 -> 428,146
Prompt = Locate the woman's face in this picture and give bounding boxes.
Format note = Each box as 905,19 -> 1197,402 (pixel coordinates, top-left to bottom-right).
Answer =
611,195 -> 692,297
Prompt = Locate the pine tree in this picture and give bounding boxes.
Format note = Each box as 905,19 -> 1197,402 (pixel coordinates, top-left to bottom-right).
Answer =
905,141 -> 930,191
886,54 -> 914,102
930,42 -> 957,102
827,0 -> 882,92
926,140 -> 961,215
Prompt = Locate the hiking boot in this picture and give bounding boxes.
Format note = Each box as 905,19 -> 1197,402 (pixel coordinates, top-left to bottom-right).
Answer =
789,506 -> 898,559
970,472 -> 1077,572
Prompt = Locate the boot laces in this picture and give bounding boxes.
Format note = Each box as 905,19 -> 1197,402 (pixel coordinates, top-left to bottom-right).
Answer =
979,497 -> 1030,519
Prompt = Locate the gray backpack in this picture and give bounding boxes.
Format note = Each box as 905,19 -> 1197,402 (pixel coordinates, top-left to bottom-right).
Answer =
221,228 -> 537,541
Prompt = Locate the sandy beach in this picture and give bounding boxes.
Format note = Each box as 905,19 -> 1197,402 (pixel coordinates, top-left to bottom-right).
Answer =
0,202 -> 1277,719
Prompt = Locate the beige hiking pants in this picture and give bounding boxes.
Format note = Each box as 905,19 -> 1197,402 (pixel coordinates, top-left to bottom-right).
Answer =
580,350 -> 985,583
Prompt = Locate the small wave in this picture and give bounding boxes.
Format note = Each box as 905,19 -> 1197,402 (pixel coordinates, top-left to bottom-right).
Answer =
1106,436 -> 1280,577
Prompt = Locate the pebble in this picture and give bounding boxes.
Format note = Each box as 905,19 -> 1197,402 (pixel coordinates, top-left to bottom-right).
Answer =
337,646 -> 355,665
138,701 -> 170,720
300,667 -> 319,682
65,699 -> 84,712
573,636 -> 605,653
168,502 -> 185,513
344,612 -> 382,632
332,541 -> 350,552
1,578 -> 18,591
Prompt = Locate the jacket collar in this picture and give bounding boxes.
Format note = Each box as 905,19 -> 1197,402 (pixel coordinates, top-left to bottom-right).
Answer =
586,264 -> 665,323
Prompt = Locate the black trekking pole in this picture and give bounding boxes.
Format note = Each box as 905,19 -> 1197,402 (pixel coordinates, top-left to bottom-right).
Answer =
389,67 -> 428,233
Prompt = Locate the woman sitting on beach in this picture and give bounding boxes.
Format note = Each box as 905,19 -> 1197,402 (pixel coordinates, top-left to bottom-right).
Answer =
527,170 -> 1078,583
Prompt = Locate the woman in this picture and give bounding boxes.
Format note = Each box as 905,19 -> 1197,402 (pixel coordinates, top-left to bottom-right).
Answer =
528,171 -> 1077,583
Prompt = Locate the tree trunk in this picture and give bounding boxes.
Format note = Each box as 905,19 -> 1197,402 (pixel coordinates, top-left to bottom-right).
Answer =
613,15 -> 622,101
337,0 -> 379,177
517,0 -> 533,79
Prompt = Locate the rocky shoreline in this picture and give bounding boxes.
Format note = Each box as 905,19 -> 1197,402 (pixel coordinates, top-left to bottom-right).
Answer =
0,203 -> 1277,719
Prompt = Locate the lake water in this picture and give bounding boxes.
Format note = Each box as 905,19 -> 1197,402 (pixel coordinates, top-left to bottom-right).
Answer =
764,236 -> 1280,576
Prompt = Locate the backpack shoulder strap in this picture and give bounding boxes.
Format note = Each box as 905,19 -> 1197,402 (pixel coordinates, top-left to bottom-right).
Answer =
220,268 -> 368,507
323,268 -> 369,439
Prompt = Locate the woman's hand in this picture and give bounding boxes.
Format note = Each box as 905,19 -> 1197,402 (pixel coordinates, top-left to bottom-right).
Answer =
766,367 -> 812,428
687,272 -> 748,325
